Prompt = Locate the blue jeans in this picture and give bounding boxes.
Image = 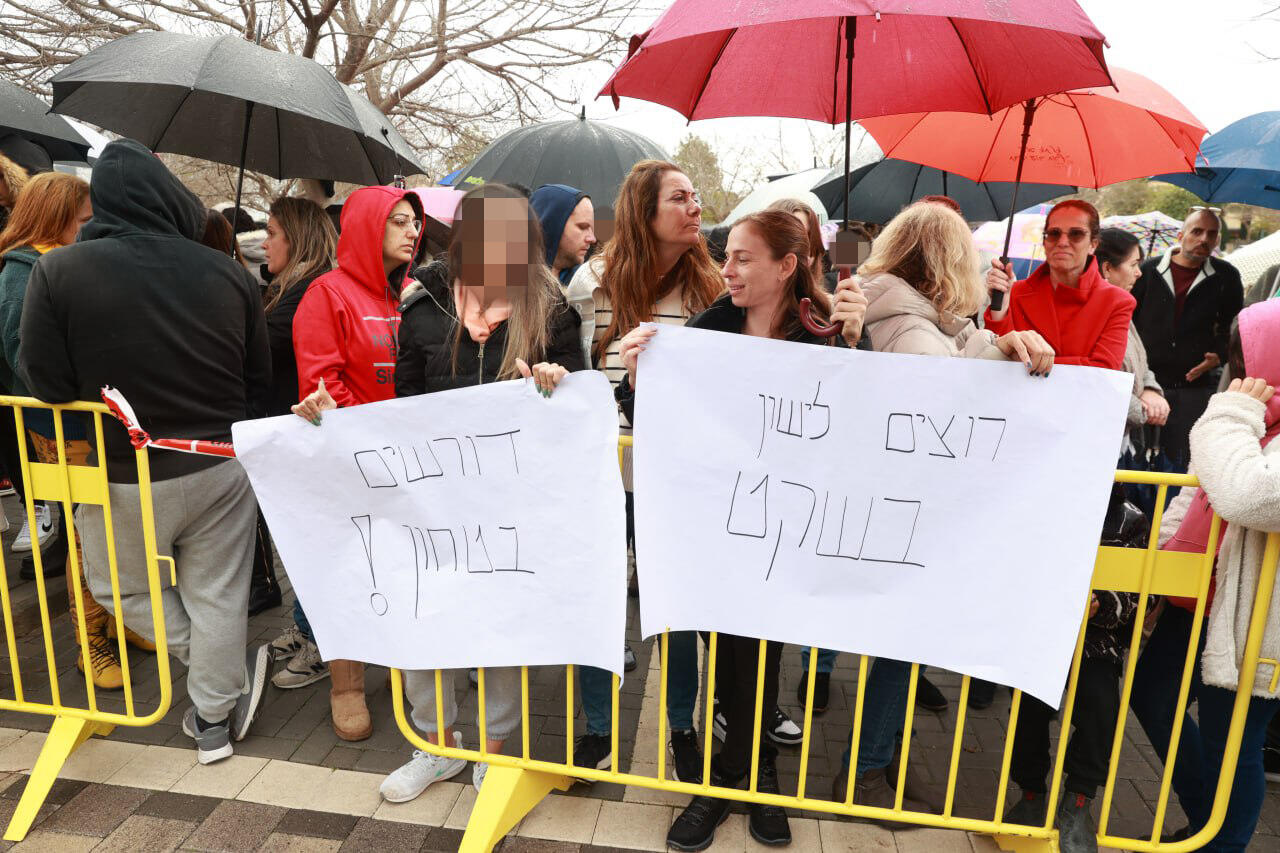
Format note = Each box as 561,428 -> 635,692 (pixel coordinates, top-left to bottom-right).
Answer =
841,657 -> 912,774
580,630 -> 698,736
1131,605 -> 1280,852
292,598 -> 314,643
799,647 -> 839,674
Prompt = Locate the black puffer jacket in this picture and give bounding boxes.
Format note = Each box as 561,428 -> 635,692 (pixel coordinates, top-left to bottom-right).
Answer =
394,260 -> 586,396
615,292 -> 854,422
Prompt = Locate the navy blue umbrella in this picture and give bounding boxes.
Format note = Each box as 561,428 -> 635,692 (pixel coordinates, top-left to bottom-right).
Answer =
811,157 -> 1073,224
1153,111 -> 1280,209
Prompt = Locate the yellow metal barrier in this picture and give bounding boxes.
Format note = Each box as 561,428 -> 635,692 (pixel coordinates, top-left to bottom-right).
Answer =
0,397 -> 173,841
389,450 -> 1280,852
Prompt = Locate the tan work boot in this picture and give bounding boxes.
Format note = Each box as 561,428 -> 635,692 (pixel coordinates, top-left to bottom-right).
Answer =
330,659 -> 372,741
106,618 -> 158,652
68,578 -> 123,691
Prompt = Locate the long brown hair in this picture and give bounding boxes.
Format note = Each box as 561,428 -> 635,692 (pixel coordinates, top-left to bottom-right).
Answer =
0,171 -> 88,257
264,197 -> 337,311
447,183 -> 559,380
594,160 -> 722,363
766,198 -> 825,283
732,210 -> 834,343
858,201 -> 984,318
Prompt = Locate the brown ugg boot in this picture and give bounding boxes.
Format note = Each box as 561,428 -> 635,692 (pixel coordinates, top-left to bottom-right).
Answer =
329,659 -> 372,741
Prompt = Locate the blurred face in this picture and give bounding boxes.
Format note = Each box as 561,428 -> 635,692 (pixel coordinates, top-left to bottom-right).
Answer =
1178,210 -> 1220,263
382,199 -> 420,274
1101,244 -> 1142,291
555,197 -> 596,271
650,170 -> 702,250
1042,208 -> 1098,280
263,215 -> 291,275
722,223 -> 796,317
458,196 -> 533,303
58,197 -> 92,246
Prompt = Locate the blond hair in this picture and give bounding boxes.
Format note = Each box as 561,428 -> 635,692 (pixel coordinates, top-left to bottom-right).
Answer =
858,201 -> 983,318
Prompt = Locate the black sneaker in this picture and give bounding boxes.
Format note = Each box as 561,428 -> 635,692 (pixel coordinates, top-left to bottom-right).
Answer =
1004,789 -> 1048,827
669,728 -> 703,784
796,671 -> 830,714
749,754 -> 791,845
968,678 -> 996,710
667,794 -> 732,851
711,701 -> 727,742
572,733 -> 612,782
767,707 -> 803,746
1160,825 -> 1193,843
916,673 -> 949,713
624,644 -> 637,673
1056,792 -> 1096,853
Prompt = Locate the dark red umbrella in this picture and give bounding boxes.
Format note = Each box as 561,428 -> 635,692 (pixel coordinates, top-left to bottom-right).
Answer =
600,0 -> 1113,335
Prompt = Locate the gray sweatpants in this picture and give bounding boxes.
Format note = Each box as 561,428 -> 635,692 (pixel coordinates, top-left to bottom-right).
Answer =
77,460 -> 257,723
405,667 -> 521,741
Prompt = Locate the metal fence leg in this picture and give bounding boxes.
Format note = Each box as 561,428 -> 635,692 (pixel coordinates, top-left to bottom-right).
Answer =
458,765 -> 572,852
992,831 -> 1057,852
4,715 -> 114,841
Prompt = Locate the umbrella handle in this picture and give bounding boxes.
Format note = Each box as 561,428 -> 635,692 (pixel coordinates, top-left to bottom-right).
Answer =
989,256 -> 1008,312
799,265 -> 850,338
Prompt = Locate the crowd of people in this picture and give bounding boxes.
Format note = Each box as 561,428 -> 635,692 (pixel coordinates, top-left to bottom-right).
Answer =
0,136 -> 1276,853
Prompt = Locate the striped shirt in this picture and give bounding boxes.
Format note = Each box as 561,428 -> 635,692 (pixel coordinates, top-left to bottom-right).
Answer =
566,257 -> 707,487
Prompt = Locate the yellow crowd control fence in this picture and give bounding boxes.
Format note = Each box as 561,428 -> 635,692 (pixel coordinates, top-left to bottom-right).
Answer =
0,397 -> 173,841
390,451 -> 1279,852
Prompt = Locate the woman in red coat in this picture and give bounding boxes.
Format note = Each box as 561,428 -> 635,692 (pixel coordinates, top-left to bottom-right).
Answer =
985,200 -> 1135,371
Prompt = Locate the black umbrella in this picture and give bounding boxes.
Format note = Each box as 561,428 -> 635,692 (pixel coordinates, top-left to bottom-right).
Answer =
811,158 -> 1073,225
449,109 -> 667,215
49,32 -> 423,234
0,79 -> 91,164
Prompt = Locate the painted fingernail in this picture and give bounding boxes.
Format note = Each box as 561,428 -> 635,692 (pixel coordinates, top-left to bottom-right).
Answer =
310,417 -> 321,426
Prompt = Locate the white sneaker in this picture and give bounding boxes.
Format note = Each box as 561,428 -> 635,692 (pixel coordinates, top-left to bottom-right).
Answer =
380,731 -> 466,803
272,640 -> 329,689
268,624 -> 305,661
473,761 -> 488,793
11,503 -> 55,553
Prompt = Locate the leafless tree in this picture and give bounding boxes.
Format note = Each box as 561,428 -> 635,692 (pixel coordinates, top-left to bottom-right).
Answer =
0,0 -> 646,176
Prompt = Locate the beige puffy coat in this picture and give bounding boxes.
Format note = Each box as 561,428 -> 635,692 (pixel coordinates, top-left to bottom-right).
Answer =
859,272 -> 1006,360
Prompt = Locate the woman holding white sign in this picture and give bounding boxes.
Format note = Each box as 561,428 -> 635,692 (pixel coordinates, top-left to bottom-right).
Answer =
841,198 -> 1056,827
617,209 -> 866,851
566,160 -> 725,785
289,184 -> 427,743
377,183 -> 584,803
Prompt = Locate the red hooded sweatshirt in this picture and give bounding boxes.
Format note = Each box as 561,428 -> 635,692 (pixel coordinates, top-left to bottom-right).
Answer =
292,186 -> 423,407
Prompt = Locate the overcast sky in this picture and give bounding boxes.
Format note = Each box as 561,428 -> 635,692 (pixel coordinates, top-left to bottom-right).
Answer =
568,0 -> 1280,182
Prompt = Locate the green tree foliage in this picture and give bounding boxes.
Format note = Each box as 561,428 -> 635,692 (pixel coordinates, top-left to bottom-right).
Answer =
672,134 -> 742,225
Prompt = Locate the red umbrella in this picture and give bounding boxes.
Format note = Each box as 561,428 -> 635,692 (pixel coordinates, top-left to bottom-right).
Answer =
859,67 -> 1207,307
600,0 -> 1113,334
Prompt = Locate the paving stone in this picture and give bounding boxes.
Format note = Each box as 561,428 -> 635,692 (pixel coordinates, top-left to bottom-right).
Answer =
135,791 -> 221,823
420,826 -> 466,852
274,808 -> 360,840
1,776 -> 85,804
257,833 -> 343,852
182,800 -> 285,852
35,782 -> 147,836
93,814 -> 194,853
337,816 -> 429,851
498,838 -> 584,852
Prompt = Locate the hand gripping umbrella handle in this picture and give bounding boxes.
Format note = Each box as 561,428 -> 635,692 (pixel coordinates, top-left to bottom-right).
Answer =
989,256 -> 1009,312
799,265 -> 850,338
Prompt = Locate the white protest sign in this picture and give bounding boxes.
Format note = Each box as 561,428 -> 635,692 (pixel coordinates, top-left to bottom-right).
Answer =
232,373 -> 627,675
633,325 -> 1131,706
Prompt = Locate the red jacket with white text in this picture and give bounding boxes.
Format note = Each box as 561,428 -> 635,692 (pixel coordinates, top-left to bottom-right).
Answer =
292,186 -> 423,407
